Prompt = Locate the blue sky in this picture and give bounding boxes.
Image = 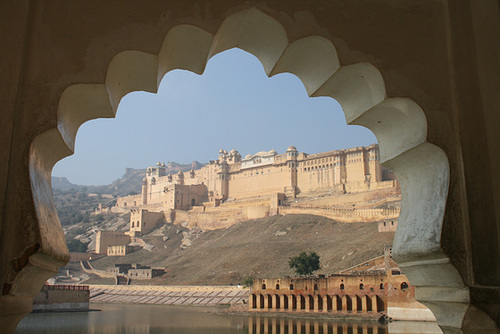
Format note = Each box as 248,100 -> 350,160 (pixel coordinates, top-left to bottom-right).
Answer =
52,49 -> 377,186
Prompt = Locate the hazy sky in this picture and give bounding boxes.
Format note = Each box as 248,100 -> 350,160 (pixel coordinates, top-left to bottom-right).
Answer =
52,49 -> 377,186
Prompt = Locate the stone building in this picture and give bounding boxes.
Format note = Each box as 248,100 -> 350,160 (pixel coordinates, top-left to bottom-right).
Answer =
127,209 -> 164,237
378,219 -> 398,233
251,274 -> 387,314
110,145 -> 399,230
106,245 -> 140,257
108,263 -> 165,280
250,272 -> 434,321
32,285 -> 89,312
115,145 -> 389,212
251,248 -> 436,321
94,231 -> 131,255
2,2 -> 500,332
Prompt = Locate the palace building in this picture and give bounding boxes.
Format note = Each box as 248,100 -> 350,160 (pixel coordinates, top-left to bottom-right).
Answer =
105,145 -> 399,230
115,144 -> 394,211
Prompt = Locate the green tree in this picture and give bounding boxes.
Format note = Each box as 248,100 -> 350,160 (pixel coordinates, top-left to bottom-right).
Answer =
66,239 -> 88,252
288,251 -> 320,275
242,277 -> 254,288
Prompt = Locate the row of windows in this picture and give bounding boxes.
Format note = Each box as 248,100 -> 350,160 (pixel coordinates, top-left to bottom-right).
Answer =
261,282 -> 408,291
304,164 -> 331,172
243,169 -> 273,177
131,221 -> 146,228
304,157 -> 337,166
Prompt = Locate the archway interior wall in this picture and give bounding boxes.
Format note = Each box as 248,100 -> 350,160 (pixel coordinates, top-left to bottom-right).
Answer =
24,7 -> 491,332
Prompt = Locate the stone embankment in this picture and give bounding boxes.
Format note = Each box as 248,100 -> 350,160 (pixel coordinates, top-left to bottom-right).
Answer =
89,285 -> 249,306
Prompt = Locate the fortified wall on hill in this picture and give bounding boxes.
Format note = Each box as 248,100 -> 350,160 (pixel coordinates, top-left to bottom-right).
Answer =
98,144 -> 400,232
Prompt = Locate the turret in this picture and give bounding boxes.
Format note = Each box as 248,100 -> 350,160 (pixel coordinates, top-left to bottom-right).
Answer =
286,146 -> 298,197
176,170 -> 184,185
228,148 -> 242,164
216,160 -> 229,200
141,177 -> 148,205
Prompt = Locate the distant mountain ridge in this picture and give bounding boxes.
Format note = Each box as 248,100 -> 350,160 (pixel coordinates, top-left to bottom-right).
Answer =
52,161 -> 205,197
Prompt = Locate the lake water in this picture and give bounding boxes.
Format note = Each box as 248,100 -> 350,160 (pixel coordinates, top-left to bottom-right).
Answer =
16,303 -> 442,333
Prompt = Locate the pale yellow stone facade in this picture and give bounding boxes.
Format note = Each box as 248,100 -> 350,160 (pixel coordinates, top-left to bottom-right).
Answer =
127,209 -> 164,237
95,231 -> 131,255
115,144 -> 391,209
111,145 -> 399,230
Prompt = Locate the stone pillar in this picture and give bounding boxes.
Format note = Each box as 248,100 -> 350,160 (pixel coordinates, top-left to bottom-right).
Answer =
288,295 -> 294,311
342,296 -> 348,312
249,294 -> 254,310
314,295 -> 320,312
333,295 -> 339,311
280,295 -> 286,311
352,295 -> 358,312
263,295 -> 269,310
361,296 -> 368,313
323,295 -> 328,312
272,295 -> 277,311
305,296 -> 311,312
256,295 -> 262,310
371,295 -> 378,312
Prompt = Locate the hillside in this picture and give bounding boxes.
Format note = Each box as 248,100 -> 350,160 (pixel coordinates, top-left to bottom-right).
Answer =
82,214 -> 394,285
52,161 -> 205,235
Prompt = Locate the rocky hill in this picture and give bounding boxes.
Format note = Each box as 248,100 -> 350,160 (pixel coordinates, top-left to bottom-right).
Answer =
52,161 -> 205,197
52,161 -> 205,233
75,214 -> 394,286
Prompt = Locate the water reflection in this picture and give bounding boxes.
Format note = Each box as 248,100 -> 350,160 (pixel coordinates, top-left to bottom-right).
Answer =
248,316 -> 385,334
16,303 -> 439,334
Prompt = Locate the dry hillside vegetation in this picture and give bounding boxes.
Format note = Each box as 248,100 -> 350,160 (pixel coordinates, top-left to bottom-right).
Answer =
86,214 -> 394,285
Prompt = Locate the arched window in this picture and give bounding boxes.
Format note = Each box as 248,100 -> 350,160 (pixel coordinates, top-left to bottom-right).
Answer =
314,284 -> 318,291
276,284 -> 280,290
191,198 -> 196,206
262,284 -> 266,290
340,284 -> 345,290
131,221 -> 134,228
380,283 -> 384,290
359,283 -> 364,290
400,282 -> 409,291
289,284 -> 294,290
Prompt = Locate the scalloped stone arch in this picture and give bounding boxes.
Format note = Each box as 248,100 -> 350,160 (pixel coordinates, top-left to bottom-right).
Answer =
23,7 -> 498,334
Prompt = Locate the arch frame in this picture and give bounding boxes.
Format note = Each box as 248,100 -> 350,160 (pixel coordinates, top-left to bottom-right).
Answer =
0,5 -> 497,334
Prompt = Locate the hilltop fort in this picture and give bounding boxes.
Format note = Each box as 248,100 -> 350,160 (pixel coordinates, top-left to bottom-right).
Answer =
94,144 -> 400,256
